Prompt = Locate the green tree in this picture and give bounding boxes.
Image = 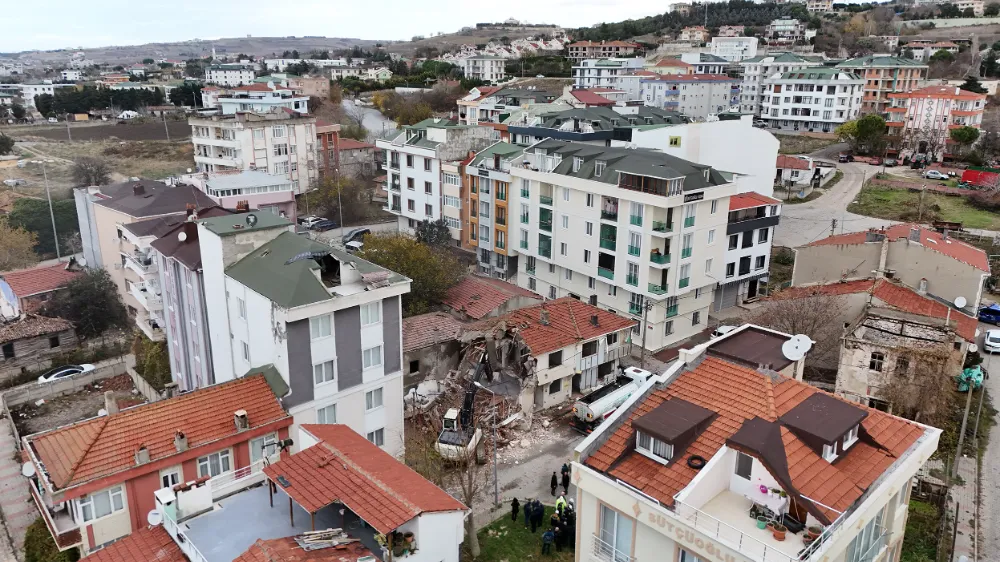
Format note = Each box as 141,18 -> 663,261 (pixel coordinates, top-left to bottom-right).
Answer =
962,7 -> 976,16
142,58 -> 154,64
836,114 -> 887,155
41,268 -> 128,339
356,234 -> 461,315
10,103 -> 25,120
72,157 -> 111,187
7,198 -> 80,257
414,218 -> 452,247
987,3 -> 1000,15
168,82 -> 203,106
960,76 -> 988,93
929,49 -> 955,63
131,333 -> 171,390
34,93 -> 53,116
950,125 -> 980,148
24,517 -> 78,562
0,220 -> 38,270
0,133 -> 13,155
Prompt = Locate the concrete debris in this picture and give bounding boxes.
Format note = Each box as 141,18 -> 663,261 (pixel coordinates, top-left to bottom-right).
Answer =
34,399 -> 44,407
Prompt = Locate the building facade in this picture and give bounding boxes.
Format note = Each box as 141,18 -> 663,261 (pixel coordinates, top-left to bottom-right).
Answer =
463,142 -> 524,280
738,53 -> 823,115
567,41 -> 640,61
180,170 -> 297,220
573,58 -> 647,90
463,55 -> 506,82
205,64 -> 256,87
640,74 -> 741,121
886,85 -> 986,160
761,67 -> 864,132
836,55 -> 928,114
216,83 -> 310,115
710,37 -> 759,62
679,26 -> 711,43
807,0 -> 833,11
765,18 -> 807,45
717,192 -> 780,309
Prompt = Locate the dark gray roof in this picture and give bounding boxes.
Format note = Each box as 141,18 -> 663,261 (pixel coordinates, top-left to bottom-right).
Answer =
533,106 -> 686,133
95,182 -> 218,218
199,211 -> 293,237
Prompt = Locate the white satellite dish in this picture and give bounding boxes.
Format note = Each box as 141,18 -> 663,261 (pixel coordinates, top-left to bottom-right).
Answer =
782,334 -> 814,362
147,510 -> 163,526
78,257 -> 87,267
186,168 -> 193,173
21,462 -> 35,478
177,231 -> 187,242
98,408 -> 108,417
246,213 -> 258,227
969,343 -> 979,354
955,296 -> 968,309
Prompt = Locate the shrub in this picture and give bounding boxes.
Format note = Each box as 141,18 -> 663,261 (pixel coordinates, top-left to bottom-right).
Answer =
24,517 -> 79,562
774,248 -> 795,266
968,190 -> 1000,211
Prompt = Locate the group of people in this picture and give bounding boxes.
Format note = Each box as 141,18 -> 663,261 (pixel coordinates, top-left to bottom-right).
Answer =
509,463 -> 577,556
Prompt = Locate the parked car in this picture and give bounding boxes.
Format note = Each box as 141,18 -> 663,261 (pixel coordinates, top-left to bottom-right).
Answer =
883,158 -> 898,167
979,304 -> 1000,324
47,117 -> 58,123
711,325 -> 738,338
923,170 -> 949,180
312,219 -> 338,232
838,153 -> 854,163
984,329 -> 1000,354
298,215 -> 324,229
38,364 -> 96,384
342,227 -> 371,244
752,119 -> 767,129
345,240 -> 364,253
2,179 -> 26,187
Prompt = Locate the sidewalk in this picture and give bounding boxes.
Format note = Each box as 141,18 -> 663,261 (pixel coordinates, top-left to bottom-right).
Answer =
951,455 -> 978,561
0,419 -> 28,561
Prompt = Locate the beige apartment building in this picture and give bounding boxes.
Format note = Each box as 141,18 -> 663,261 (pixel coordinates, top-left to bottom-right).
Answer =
836,55 -> 928,114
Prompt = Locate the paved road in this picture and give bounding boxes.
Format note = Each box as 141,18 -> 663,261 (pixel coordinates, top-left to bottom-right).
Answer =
976,326 -> 1000,560
341,101 -> 396,139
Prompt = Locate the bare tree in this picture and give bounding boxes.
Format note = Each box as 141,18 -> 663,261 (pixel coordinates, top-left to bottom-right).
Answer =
747,292 -> 847,380
72,157 -> 112,187
878,347 -> 957,425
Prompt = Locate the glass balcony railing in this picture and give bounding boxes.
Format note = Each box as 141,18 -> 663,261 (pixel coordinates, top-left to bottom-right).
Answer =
601,210 -> 618,221
684,216 -> 695,228
598,267 -> 614,280
521,214 -> 529,224
681,248 -> 692,259
679,278 -> 689,288
652,221 -> 672,233
540,219 -> 552,232
540,195 -> 553,206
521,188 -> 529,198
628,245 -> 640,256
539,244 -> 551,258
628,304 -> 642,315
526,263 -> 536,274
630,215 -> 642,226
651,252 -> 670,264
626,274 -> 638,286
648,284 -> 668,295
666,305 -> 678,317
600,238 -> 616,251
520,240 -> 528,249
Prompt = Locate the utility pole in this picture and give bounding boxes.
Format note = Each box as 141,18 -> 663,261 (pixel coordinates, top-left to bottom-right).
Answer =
830,218 -> 838,237
162,112 -> 170,142
34,160 -> 60,259
65,114 -> 72,142
951,384 -> 976,479
639,301 -> 652,368
917,186 -> 926,221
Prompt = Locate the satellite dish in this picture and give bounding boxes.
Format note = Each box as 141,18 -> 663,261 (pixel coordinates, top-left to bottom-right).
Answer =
21,462 -> 35,478
782,334 -> 813,362
246,214 -> 258,227
186,168 -> 193,173
78,257 -> 87,267
147,510 -> 163,526
177,231 -> 187,242
955,296 -> 968,309
98,408 -> 108,417
790,334 -> 813,353
970,343 -> 979,354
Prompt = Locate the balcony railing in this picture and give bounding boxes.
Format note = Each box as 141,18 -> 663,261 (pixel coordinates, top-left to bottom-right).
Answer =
598,267 -> 614,280
649,284 -> 668,295
388,160 -> 399,170
30,481 -> 81,550
630,215 -> 643,226
539,243 -> 552,258
390,183 -> 400,192
521,188 -> 530,198
666,305 -> 678,317
628,304 -> 642,315
652,221 -> 672,233
591,534 -> 636,562
539,219 -> 552,232
497,216 -> 506,226
601,210 -> 618,221
600,238 -> 616,251
627,245 -> 640,256
681,248 -> 692,259
684,216 -> 695,228
520,240 -> 528,249
626,274 -> 638,286
521,214 -> 529,224
679,278 -> 690,288
540,195 -> 554,206
651,252 -> 670,264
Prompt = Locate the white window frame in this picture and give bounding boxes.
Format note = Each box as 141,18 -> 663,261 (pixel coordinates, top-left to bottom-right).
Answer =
160,467 -> 181,489
635,431 -> 673,464
822,443 -> 838,462
236,297 -> 247,319
366,387 -> 384,411
360,302 -> 382,326
241,341 -> 250,362
249,433 -> 278,464
79,486 -> 125,523
310,315 -> 332,339
367,427 -> 385,446
317,403 -> 337,424
197,449 -> 233,478
313,360 -> 336,386
362,345 -> 383,370
844,424 -> 859,449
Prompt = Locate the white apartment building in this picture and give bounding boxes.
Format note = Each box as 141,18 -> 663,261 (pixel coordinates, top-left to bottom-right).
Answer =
440,161 -> 464,239
914,0 -> 983,14
718,192 -> 780,308
458,86 -> 562,125
739,53 -> 823,115
807,0 -> 833,11
710,37 -> 759,62
573,58 -> 646,89
188,112 -> 317,195
567,41 -> 640,61
199,212 -> 411,456
377,118 -> 492,238
765,18 -> 807,45
679,53 -> 730,74
205,64 -> 256,87
573,323 -> 940,562
263,58 -> 348,71
762,67 -> 864,132
718,25 -> 745,38
216,82 -> 310,115
463,55 -> 506,83
506,139 -> 740,351
59,69 -> 82,82
19,83 -> 75,108
640,74 -> 740,121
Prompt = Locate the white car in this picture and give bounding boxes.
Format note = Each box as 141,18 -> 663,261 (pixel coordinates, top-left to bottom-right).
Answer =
38,364 -> 95,384
984,330 -> 1000,354
923,170 -> 949,180
298,215 -> 323,229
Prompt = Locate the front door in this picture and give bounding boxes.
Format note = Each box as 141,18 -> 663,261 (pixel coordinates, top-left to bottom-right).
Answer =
747,279 -> 758,299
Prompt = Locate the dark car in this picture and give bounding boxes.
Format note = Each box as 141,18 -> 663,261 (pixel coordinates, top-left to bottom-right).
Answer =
838,153 -> 853,163
980,304 -> 1000,324
883,158 -> 898,167
312,219 -> 338,232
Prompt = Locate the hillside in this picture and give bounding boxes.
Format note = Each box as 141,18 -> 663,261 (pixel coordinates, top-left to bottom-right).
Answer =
384,25 -> 562,57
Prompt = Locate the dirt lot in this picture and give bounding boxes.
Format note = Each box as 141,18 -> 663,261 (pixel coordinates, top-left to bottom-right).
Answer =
776,134 -> 839,155
3,120 -> 190,142
10,374 -> 143,437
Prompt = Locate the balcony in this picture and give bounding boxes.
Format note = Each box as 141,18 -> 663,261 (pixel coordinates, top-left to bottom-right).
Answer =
600,238 -> 616,251
591,534 -> 636,562
388,159 -> 400,170
650,252 -> 670,265
539,238 -> 552,258
652,221 -> 672,233
628,303 -> 642,315
666,304 -> 678,317
684,216 -> 695,228
598,267 -> 614,280
601,210 -> 618,221
630,215 -> 643,226
540,195 -> 554,206
130,282 -> 163,312
520,240 -> 528,249
29,481 -> 81,551
679,278 -> 690,288
389,203 -> 401,212
726,214 -> 780,236
648,283 -> 668,295
521,188 -> 529,198
136,314 -> 164,342
539,218 -> 552,232
681,247 -> 692,259
124,253 -> 157,278
626,274 -> 638,286
628,245 -> 640,256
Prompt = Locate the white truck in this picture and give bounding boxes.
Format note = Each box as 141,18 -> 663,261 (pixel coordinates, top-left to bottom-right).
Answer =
571,366 -> 651,432
435,352 -> 490,463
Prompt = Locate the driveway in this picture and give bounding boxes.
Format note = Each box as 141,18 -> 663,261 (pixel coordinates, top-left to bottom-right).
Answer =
976,324 -> 1000,558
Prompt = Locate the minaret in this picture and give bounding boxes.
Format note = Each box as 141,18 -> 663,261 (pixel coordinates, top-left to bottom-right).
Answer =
211,46 -> 217,61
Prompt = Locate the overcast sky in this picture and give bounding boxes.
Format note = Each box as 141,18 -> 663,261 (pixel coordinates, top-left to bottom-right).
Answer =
3,0 -> 669,52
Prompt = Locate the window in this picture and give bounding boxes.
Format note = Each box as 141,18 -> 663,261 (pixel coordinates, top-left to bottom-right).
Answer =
563,187 -> 570,201
599,504 -> 634,562
79,486 -> 125,522
705,258 -> 713,274
237,297 -> 246,319
585,221 -> 593,236
273,143 -> 288,156
366,387 -> 384,410
586,193 -> 595,207
753,255 -> 765,270
665,320 -> 674,335
668,136 -> 681,147
406,154 -> 414,167
1,343 -> 12,359
480,201 -> 490,218
407,177 -> 414,190
423,158 -> 431,171
271,125 -> 285,138
692,311 -> 700,325
588,277 -> 595,289
310,315 -> 332,339
636,431 -> 673,462
710,200 -> 718,214
869,352 -> 885,372
48,336 -> 60,348
253,128 -> 265,140
363,346 -> 383,369
424,181 -> 432,194
443,195 -> 461,208
361,302 -> 381,326
160,469 -> 181,489
480,225 -> 489,242
425,204 -> 433,217
529,278 -> 537,291
313,360 -> 336,385
197,450 -> 232,478
317,404 -> 336,424
726,262 -> 735,278
844,424 -> 859,448
735,451 -> 753,480
572,156 -> 583,172
758,228 -> 769,243
444,173 -> 460,186
241,341 -> 250,362
548,350 -> 563,368
584,249 -> 591,263
367,428 -> 385,446
822,443 -> 838,462
728,234 -> 738,250
565,269 -> 573,281
707,229 -> 715,244
595,161 -> 606,177
560,242 -> 567,256
895,356 -> 910,375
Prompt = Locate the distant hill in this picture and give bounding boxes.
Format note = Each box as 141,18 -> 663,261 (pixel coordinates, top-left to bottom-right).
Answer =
384,25 -> 562,57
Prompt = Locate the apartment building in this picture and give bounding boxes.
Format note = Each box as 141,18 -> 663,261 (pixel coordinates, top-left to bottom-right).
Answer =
567,40 -> 640,61
679,26 -> 711,43
903,41 -> 960,62
739,52 -> 824,115
505,139 -> 740,351
199,212 -> 411,455
457,86 -> 561,125
188,112 -> 317,195
463,142 -> 524,280
205,63 -> 256,87
807,0 -> 833,11
216,82 -> 309,115
886,85 -> 986,160
710,37 -> 759,62
441,161 -> 464,240
463,55 -> 506,82
377,118 -> 492,238
765,18 -> 807,45
179,170 -> 297,220
573,58 -> 646,90
646,58 -> 695,76
761,67 -> 864,132
505,105 -> 686,147
717,25 -> 745,37
60,69 -> 82,82
641,74 -> 740,121
573,323 -> 940,562
836,55 -> 928,114
19,83 -> 75,108
914,0 -> 983,14
717,192 -> 780,308
263,58 -> 349,71
679,53 -> 730,74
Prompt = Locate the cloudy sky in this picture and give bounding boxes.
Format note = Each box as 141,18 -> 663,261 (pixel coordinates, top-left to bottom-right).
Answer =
3,0 -> 668,52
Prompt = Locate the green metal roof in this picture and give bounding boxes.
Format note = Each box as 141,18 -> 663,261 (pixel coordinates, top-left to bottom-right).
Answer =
199,211 -> 292,237
741,52 -> 824,64
243,364 -> 289,398
836,55 -> 928,69
469,142 -> 525,166
779,68 -> 861,80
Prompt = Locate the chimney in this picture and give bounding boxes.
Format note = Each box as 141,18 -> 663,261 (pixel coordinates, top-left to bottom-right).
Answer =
132,183 -> 144,196
104,391 -> 119,415
908,227 -> 920,242
589,294 -> 598,306
591,314 -> 599,327
236,200 -> 250,212
918,277 -> 928,294
234,409 -> 249,432
135,445 -> 150,465
174,431 -> 188,452
164,381 -> 178,398
540,309 -> 550,325
185,203 -> 196,218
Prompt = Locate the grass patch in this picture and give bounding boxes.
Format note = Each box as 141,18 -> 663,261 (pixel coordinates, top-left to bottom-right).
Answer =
767,247 -> 795,288
775,134 -> 839,155
847,185 -> 1000,229
900,500 -> 941,562
783,189 -> 824,204
473,505 -> 574,562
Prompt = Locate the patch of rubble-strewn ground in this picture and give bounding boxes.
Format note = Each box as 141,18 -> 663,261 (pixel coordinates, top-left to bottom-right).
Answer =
11,374 -> 144,437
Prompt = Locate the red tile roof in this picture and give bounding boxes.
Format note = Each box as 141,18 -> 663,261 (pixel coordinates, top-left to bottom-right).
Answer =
337,138 -> 374,150
402,312 -> 465,352
81,526 -> 184,562
728,191 -> 781,211
235,536 -> 374,562
0,314 -> 72,345
28,375 -> 290,494
2,262 -> 83,298
569,89 -> 616,106
476,297 -> 637,355
807,224 -> 989,272
264,425 -> 466,533
775,154 -> 812,171
585,356 -> 925,524
441,275 -> 540,320
775,279 -> 978,341
590,88 -> 624,93
654,59 -> 694,68
891,85 -> 986,101
473,86 -> 501,101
